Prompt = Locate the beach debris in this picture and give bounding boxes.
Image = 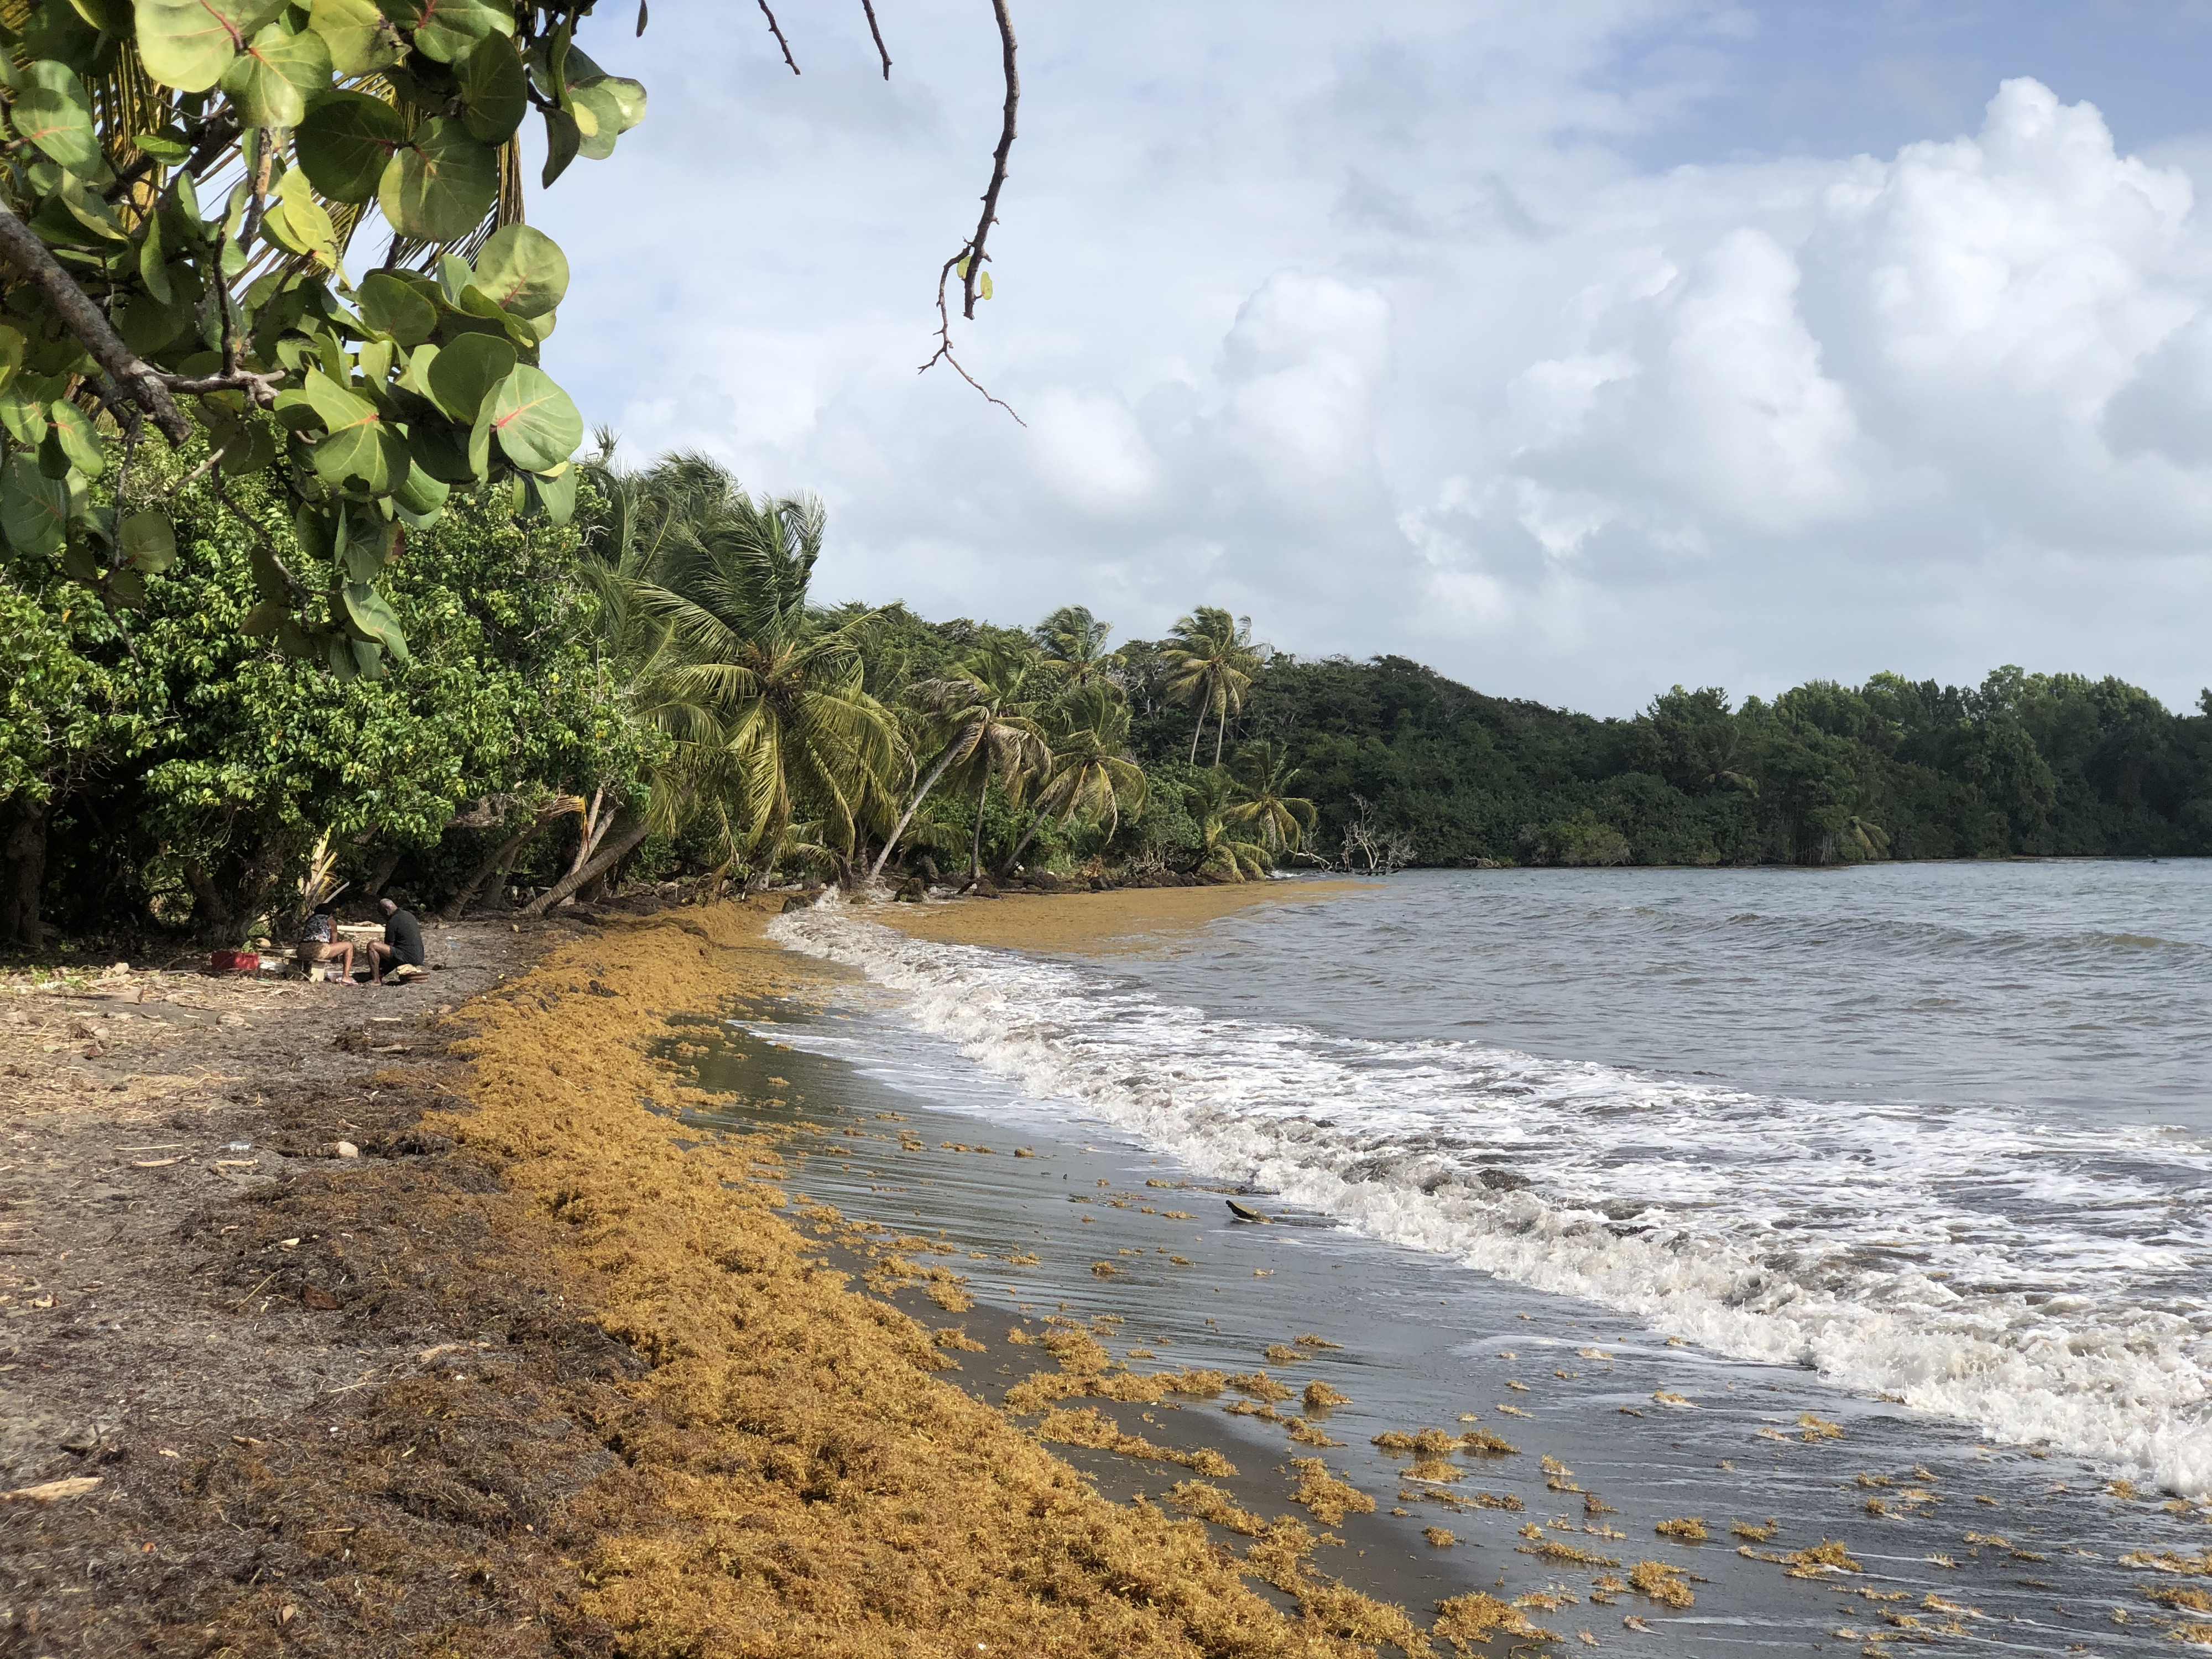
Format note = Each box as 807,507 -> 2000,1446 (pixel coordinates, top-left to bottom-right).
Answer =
1263,1343 -> 1298,1363
1577,1632 -> 1600,1647
1433,1590 -> 1555,1650
1164,1479 -> 1265,1536
1628,1560 -> 1693,1609
1285,1417 -> 1343,1447
1653,1517 -> 1707,1542
1730,1518 -> 1777,1541
1287,1457 -> 1375,1524
1423,1526 -> 1456,1547
1798,1412 -> 1844,1441
1584,1493 -> 1618,1517
1496,1404 -> 1532,1418
1090,1261 -> 1121,1278
1293,1332 -> 1342,1350
1470,1491 -> 1524,1511
1228,1371 -> 1294,1402
1623,1614 -> 1653,1632
1034,1407 -> 1234,1476
932,1327 -> 987,1352
2,1475 -> 102,1502
1521,1538 -> 1619,1568
1252,1268 -> 1272,1277
1650,1389 -> 1695,1407
1224,1199 -> 1271,1222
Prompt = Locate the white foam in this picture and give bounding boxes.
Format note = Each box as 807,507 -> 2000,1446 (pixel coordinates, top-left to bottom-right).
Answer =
771,900 -> 2212,1494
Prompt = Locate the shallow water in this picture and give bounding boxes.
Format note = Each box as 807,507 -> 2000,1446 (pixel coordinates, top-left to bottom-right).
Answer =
771,864 -> 2212,1500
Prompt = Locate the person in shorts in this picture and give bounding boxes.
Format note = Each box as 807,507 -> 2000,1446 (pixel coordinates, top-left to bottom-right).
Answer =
297,907 -> 356,984
364,896 -> 426,984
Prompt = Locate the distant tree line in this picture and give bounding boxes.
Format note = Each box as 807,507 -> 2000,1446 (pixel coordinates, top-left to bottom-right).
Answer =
7,439 -> 2207,953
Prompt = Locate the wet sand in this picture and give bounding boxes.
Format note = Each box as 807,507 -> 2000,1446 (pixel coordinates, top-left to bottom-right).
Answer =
874,877 -> 1384,953
719,888 -> 2212,1655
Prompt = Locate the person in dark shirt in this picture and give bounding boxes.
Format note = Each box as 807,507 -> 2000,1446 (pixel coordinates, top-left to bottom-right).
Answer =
366,897 -> 426,985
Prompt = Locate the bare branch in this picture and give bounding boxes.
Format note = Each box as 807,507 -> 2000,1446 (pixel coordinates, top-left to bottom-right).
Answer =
961,0 -> 1019,321
917,0 -> 1022,422
859,0 -> 891,78
755,0 -> 800,72
0,201 -> 192,444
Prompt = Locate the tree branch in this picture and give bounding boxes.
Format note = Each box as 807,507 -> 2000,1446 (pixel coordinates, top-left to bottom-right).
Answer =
859,0 -> 891,78
755,0 -> 800,72
0,202 -> 192,444
916,0 -> 1022,423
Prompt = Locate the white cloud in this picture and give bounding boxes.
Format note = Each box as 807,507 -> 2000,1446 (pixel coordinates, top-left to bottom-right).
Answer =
537,3 -> 2212,713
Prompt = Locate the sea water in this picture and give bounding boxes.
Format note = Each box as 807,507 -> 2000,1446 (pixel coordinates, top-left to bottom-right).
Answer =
771,862 -> 2212,1500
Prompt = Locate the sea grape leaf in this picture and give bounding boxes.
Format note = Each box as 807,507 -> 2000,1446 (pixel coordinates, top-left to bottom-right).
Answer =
0,456 -> 69,557
405,413 -> 482,483
218,19 -> 331,128
49,400 -> 102,476
426,331 -> 514,422
296,90 -> 404,204
539,105 -> 579,187
471,225 -> 567,319
119,510 -> 176,572
377,117 -> 497,244
307,0 -> 403,73
11,61 -> 104,175
260,167 -> 340,269
456,32 -> 526,144
484,364 -> 580,472
380,0 -> 510,64
392,460 -> 450,516
575,72 -> 645,132
568,81 -> 622,160
0,327 -> 24,395
340,580 -> 409,663
357,271 -> 438,347
137,0 -> 288,91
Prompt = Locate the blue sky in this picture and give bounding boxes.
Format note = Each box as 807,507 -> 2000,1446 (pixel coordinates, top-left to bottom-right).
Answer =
530,2 -> 2212,716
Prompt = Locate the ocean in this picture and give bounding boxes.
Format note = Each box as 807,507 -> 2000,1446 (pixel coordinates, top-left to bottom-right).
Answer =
727,862 -> 2212,1649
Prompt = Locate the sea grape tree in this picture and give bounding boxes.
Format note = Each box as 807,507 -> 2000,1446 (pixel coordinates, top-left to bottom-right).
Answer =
0,0 -> 646,679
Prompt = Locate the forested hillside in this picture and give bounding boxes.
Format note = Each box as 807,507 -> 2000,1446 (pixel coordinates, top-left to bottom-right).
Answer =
7,446 -> 2208,954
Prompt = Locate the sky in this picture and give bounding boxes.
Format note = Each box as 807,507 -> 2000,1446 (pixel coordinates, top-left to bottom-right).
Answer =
529,1 -> 2212,717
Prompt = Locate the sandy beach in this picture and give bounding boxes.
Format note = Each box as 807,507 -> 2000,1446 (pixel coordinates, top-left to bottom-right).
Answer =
8,883 -> 2208,1657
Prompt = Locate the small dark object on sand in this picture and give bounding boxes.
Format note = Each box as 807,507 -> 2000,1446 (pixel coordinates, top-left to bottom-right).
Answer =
1225,1199 -> 1272,1223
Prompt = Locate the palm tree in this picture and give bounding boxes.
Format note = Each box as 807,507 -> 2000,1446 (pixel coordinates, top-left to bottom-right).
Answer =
1226,742 -> 1317,854
875,644 -> 1050,884
1182,769 -> 1272,883
1034,606 -> 1123,693
1001,686 -> 1149,873
1161,607 -> 1265,766
629,467 -> 902,875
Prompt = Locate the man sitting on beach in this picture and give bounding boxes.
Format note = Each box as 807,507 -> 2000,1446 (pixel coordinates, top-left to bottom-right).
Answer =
364,897 -> 426,985
297,908 -> 355,985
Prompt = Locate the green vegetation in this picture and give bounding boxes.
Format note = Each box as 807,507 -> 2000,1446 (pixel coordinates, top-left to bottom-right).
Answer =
6,442 -> 2209,951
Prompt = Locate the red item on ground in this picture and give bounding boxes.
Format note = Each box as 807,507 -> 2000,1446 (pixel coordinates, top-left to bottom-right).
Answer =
210,950 -> 259,974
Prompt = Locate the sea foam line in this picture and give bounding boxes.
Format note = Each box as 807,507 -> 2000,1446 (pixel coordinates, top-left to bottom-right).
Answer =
770,901 -> 2212,1494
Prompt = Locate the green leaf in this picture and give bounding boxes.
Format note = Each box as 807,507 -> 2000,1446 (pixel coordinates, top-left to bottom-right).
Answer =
339,580 -> 409,664
576,74 -> 645,132
120,510 -> 176,572
0,326 -> 23,395
568,81 -> 622,160
50,400 -> 102,476
979,270 -> 994,300
380,0 -> 509,64
260,167 -> 340,268
293,370 -> 402,489
218,19 -> 331,128
108,567 -> 147,607
251,539 -> 289,604
469,225 -> 567,319
456,31 -> 525,144
1,456 -> 70,557
137,205 -> 173,303
277,615 -> 315,657
392,459 -> 450,516
531,462 -> 576,525
291,501 -> 335,566
307,0 -> 402,73
137,0 -> 288,91
405,414 -> 482,484
0,390 -> 48,449
349,637 -> 385,679
66,0 -> 134,34
133,130 -> 192,161
425,331 -> 514,422
295,90 -> 403,204
241,599 -> 285,635
539,105 -> 579,188
484,364 -> 581,472
357,270 -> 438,347
11,60 -> 104,175
340,520 -> 389,581
377,117 -> 497,244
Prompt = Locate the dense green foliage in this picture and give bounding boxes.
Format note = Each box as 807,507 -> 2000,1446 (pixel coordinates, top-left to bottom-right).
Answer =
6,440 -> 2207,952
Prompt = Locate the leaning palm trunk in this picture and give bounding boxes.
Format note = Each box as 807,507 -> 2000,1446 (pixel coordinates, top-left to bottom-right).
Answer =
1188,709 -> 1205,766
1002,800 -> 1055,874
969,787 -> 989,882
523,817 -> 652,916
868,729 -> 972,883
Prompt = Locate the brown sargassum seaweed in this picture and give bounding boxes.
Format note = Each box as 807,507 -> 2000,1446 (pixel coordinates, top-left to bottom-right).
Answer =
450,901 -> 1485,1657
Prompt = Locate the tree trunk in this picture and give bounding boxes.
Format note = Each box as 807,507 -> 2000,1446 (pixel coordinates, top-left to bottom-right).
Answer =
0,800 -> 47,948
362,849 -> 403,898
186,833 -> 293,948
438,818 -> 548,925
868,729 -> 971,883
1188,711 -> 1203,765
1213,703 -> 1226,766
969,785 -> 988,882
1000,800 -> 1053,877
523,817 -> 650,916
